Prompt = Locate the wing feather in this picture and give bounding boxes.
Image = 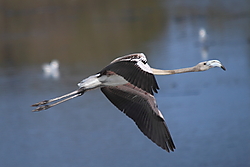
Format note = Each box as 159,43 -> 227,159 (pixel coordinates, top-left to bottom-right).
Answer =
101,84 -> 175,152
99,58 -> 159,95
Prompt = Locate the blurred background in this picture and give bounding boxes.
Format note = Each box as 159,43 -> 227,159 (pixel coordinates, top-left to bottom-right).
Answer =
0,0 -> 249,166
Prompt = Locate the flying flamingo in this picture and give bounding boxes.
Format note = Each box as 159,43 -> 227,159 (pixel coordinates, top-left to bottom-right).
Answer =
32,53 -> 225,152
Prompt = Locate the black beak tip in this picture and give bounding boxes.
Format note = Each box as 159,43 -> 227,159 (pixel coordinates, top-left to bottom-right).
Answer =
221,66 -> 226,71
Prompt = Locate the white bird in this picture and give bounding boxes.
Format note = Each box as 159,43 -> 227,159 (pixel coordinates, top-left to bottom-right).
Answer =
32,53 -> 226,152
199,28 -> 207,43
199,28 -> 209,60
42,60 -> 60,79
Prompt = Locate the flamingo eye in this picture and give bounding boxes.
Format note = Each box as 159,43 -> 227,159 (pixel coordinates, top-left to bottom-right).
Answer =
203,62 -> 207,65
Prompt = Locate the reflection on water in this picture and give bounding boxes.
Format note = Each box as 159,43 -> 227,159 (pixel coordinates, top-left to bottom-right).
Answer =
0,0 -> 250,167
198,28 -> 209,60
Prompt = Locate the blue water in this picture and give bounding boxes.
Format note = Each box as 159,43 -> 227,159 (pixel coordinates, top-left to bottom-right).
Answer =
0,1 -> 249,166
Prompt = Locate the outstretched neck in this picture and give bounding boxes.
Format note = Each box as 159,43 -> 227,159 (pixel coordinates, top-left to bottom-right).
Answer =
151,66 -> 199,75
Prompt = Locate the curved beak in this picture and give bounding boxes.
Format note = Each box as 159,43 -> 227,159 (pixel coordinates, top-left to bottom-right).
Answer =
221,65 -> 226,71
207,60 -> 226,71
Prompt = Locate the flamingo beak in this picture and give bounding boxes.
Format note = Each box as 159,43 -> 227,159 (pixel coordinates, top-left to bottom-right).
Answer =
221,65 -> 226,71
207,60 -> 226,71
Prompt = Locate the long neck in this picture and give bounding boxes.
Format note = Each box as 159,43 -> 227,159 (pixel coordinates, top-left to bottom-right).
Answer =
151,66 -> 199,75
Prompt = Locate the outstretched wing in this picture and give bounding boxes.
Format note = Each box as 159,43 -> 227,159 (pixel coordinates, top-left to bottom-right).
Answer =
99,53 -> 159,95
101,84 -> 175,152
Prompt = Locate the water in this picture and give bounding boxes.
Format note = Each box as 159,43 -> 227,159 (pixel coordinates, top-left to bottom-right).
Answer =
0,0 -> 250,166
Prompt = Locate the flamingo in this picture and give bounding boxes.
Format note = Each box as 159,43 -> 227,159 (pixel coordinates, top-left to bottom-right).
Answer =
32,53 -> 225,152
